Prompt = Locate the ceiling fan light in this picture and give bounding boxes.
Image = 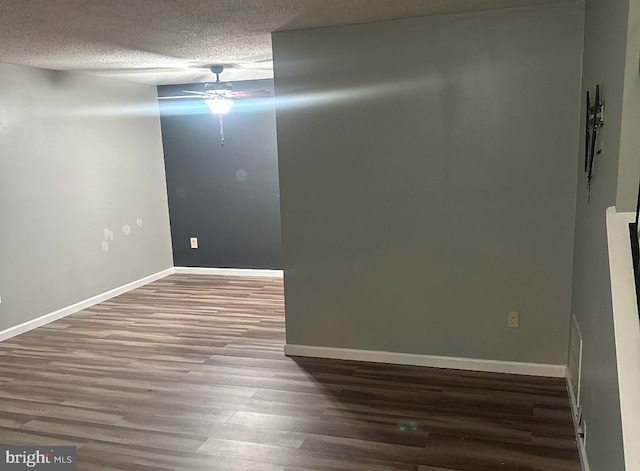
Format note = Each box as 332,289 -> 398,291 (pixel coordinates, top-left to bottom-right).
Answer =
205,97 -> 234,114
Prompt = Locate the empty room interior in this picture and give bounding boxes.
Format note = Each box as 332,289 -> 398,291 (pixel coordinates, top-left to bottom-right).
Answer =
1,0 -> 640,470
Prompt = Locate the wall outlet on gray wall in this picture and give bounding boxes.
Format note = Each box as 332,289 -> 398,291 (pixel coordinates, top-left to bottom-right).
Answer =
190,237 -> 198,249
507,311 -> 520,328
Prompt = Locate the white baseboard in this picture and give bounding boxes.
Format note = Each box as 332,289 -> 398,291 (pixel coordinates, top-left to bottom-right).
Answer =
284,344 -> 566,377
0,266 -> 279,343
0,267 -> 174,343
566,368 -> 590,471
174,267 -> 283,278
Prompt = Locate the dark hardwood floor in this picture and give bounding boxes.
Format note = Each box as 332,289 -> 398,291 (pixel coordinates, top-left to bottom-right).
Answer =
0,275 -> 580,470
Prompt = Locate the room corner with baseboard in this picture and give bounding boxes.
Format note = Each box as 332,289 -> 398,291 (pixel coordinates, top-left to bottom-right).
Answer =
0,64 -> 174,336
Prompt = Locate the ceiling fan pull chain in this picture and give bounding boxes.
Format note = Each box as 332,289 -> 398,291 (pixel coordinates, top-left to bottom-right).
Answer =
219,113 -> 225,146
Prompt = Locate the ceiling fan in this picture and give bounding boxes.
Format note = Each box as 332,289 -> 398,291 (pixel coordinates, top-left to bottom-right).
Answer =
159,65 -> 273,146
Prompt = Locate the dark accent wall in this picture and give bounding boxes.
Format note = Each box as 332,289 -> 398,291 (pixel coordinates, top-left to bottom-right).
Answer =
158,80 -> 282,269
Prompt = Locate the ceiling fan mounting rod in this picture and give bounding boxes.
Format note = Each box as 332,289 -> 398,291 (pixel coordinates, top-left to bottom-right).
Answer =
211,65 -> 224,83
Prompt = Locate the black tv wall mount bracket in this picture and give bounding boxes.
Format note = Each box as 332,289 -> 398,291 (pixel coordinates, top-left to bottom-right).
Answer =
585,84 -> 605,202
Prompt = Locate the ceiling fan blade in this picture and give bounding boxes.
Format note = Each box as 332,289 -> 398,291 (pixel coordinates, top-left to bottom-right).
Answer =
157,95 -> 203,100
233,90 -> 273,98
181,90 -> 210,96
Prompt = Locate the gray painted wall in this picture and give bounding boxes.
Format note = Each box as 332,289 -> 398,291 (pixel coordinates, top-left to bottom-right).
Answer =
158,80 -> 282,269
0,64 -> 173,331
616,0 -> 640,212
273,3 -> 584,365
570,0 -> 630,469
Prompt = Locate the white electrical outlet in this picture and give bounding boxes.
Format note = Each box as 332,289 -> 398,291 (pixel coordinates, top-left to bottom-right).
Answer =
190,237 -> 198,249
507,310 -> 520,328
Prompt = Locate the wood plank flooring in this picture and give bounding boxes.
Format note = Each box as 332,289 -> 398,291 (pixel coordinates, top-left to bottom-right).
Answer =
0,275 -> 580,470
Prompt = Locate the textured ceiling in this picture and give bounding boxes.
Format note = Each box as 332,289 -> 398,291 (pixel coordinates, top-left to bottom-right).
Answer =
0,0 -> 574,85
